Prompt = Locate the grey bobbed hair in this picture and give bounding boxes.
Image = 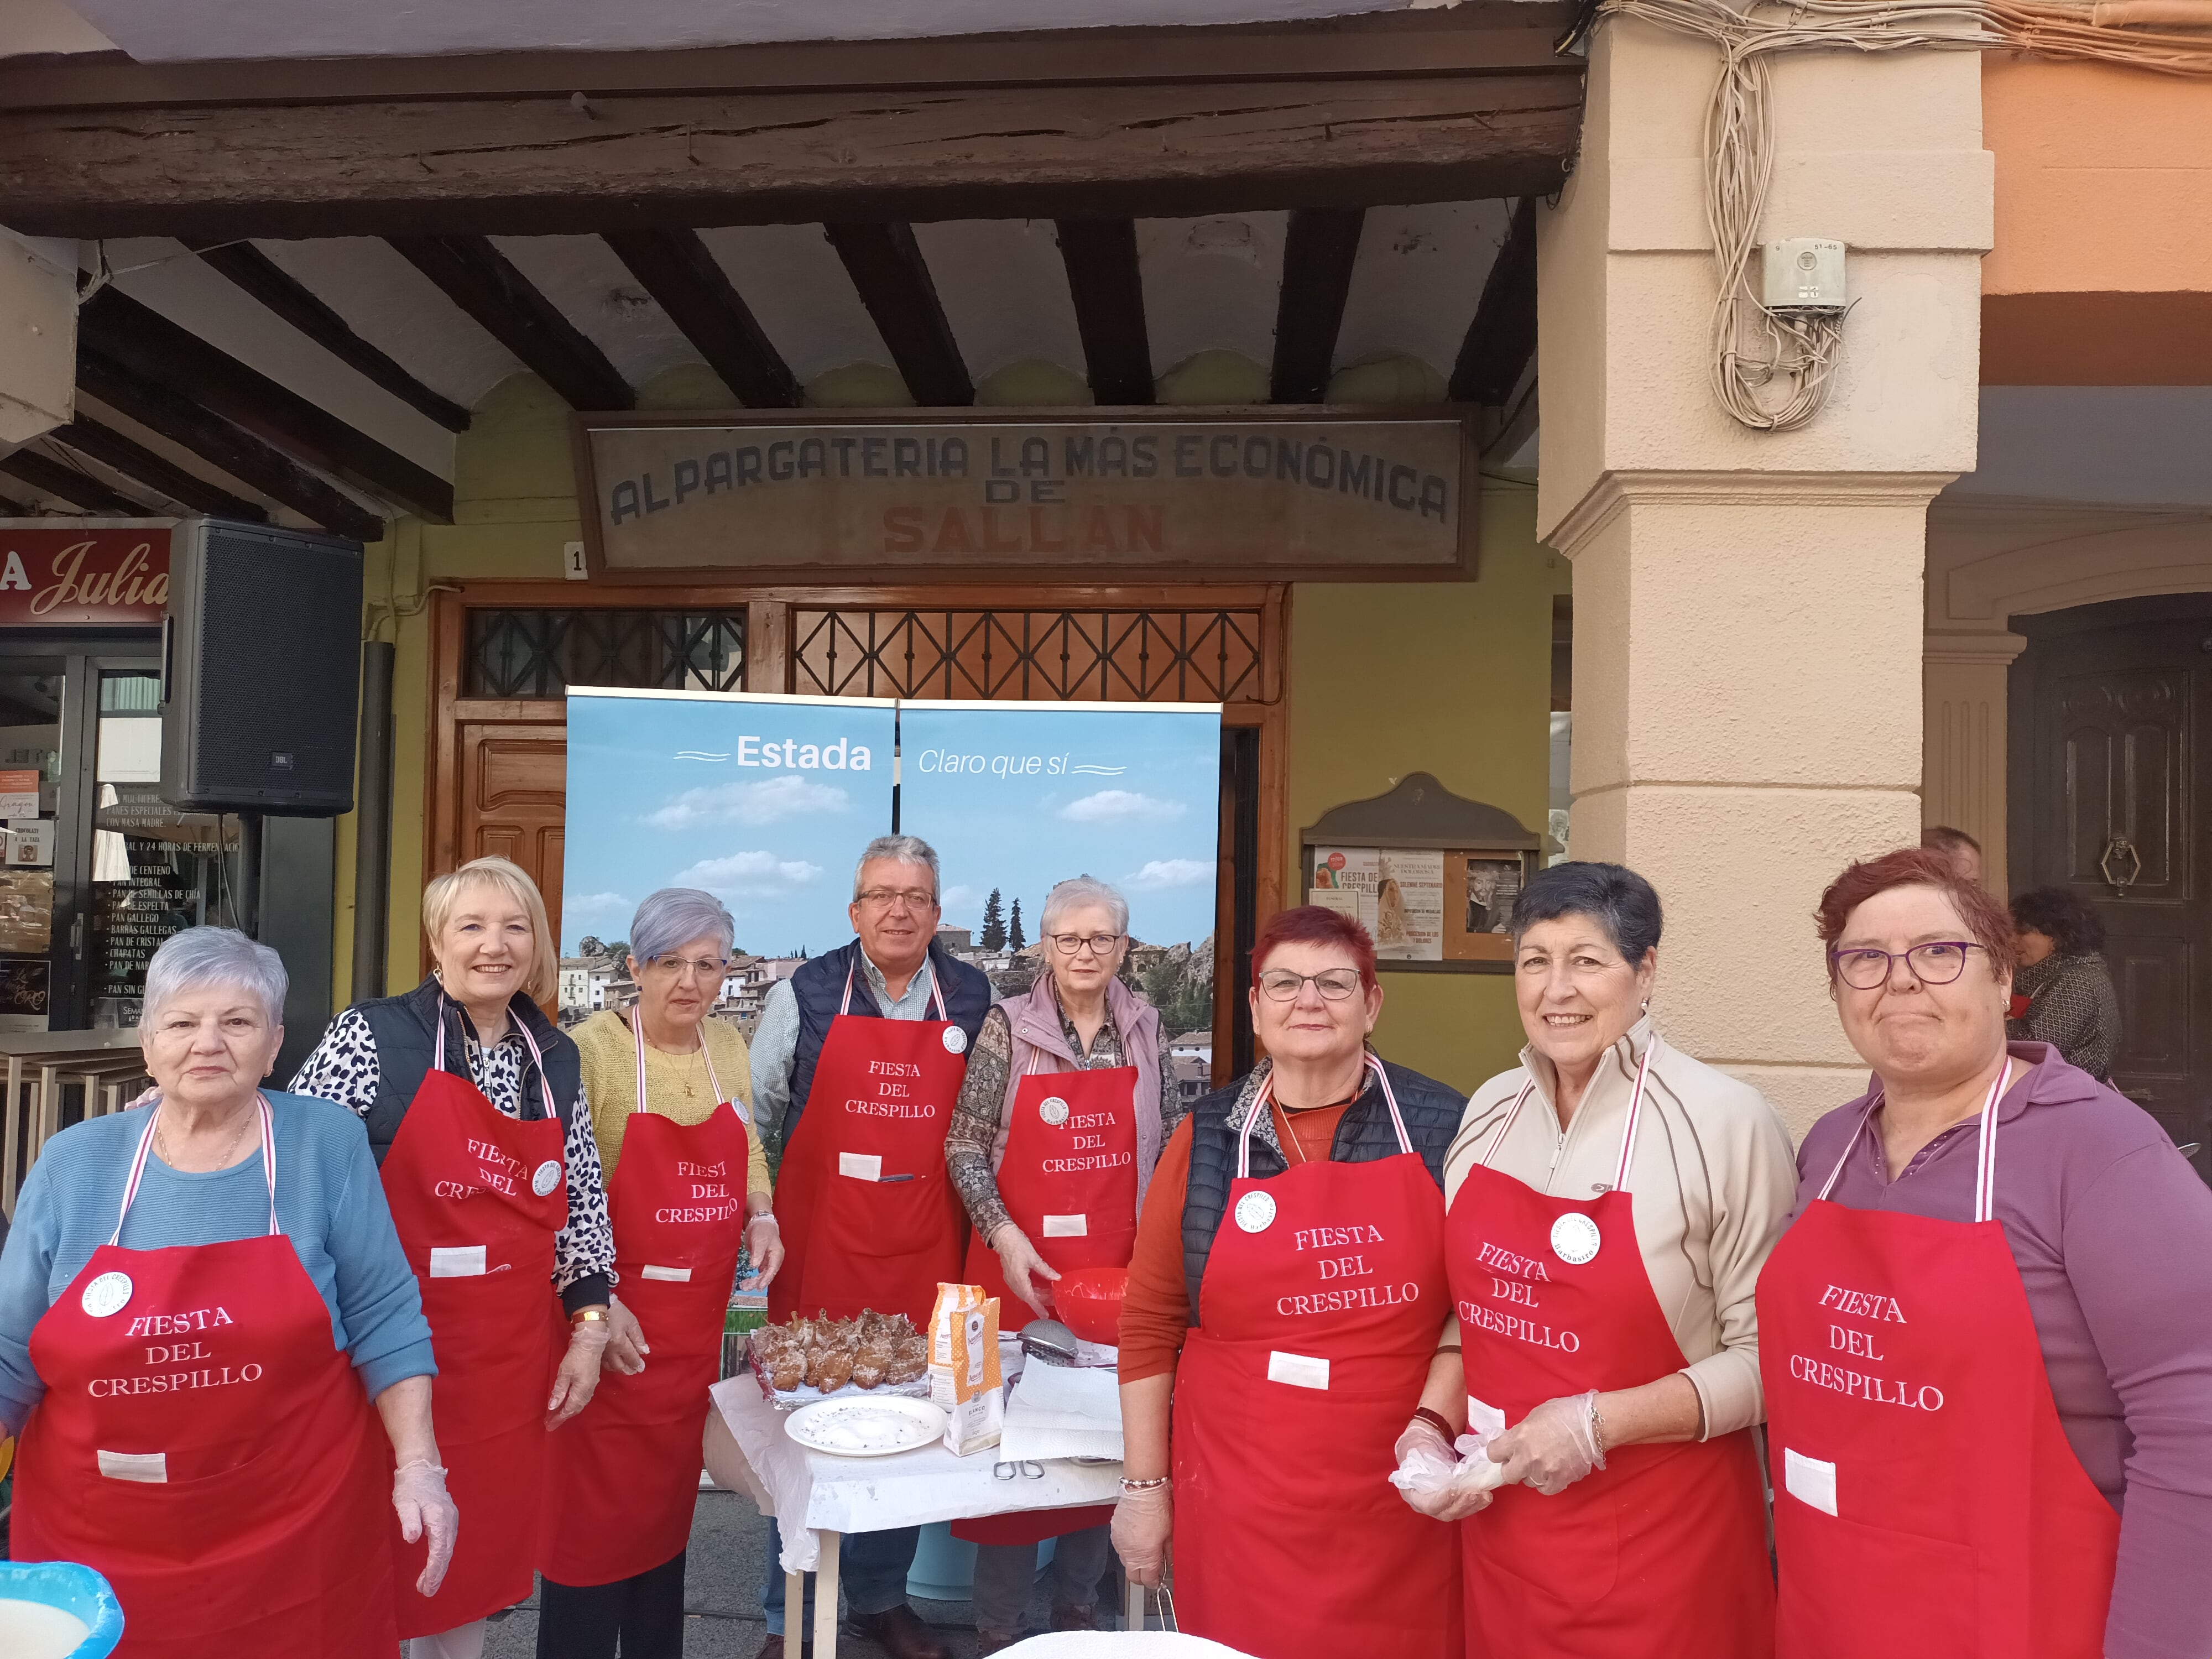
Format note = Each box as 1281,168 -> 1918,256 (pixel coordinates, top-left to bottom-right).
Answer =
1041,875 -> 1129,936
143,926 -> 289,1028
630,887 -> 737,963
853,834 -> 941,901
1507,860 -> 1664,965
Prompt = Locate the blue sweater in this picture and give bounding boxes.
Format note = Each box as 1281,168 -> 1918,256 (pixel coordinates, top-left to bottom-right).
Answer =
0,1091 -> 435,1433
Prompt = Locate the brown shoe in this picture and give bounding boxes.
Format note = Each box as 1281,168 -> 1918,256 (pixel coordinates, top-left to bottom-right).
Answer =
848,1604 -> 951,1659
753,1639 -> 811,1659
1050,1602 -> 1098,1632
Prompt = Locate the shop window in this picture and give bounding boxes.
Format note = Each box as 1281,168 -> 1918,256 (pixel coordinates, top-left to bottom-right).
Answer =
790,607 -> 1267,702
465,609 -> 745,699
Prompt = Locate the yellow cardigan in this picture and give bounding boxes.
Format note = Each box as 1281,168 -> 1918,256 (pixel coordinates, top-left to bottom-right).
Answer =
572,1007 -> 771,1196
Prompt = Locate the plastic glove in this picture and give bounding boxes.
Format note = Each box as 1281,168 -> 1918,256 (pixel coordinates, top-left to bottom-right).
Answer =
393,1457 -> 459,1597
989,1222 -> 1062,1321
742,1212 -> 785,1290
1391,1417 -> 1506,1521
1486,1390 -> 1604,1496
604,1297 -> 649,1376
1112,1481 -> 1173,1588
545,1314 -> 611,1428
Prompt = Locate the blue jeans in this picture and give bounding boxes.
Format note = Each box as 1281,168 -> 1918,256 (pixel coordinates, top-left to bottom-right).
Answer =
761,1520 -> 921,1635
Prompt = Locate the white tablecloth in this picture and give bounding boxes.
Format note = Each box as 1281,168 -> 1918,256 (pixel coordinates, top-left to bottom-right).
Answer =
709,1374 -> 1125,1574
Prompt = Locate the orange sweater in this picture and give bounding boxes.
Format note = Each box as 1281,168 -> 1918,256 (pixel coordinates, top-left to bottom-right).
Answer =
1117,1100 -> 1352,1384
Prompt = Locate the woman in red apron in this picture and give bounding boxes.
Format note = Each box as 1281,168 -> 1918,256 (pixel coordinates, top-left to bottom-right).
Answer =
1112,905 -> 1467,1659
290,855 -> 620,1659
1768,848 -> 2212,1659
1409,862 -> 1785,1658
1,925 -> 456,1658
539,886 -> 781,1659
942,878 -> 1173,1653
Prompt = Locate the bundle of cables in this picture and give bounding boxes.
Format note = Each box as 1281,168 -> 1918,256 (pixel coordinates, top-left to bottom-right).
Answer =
1569,0 -> 2212,430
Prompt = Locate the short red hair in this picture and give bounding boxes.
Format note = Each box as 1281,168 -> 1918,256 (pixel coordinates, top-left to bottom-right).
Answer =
1253,905 -> 1378,990
1814,847 -> 2017,981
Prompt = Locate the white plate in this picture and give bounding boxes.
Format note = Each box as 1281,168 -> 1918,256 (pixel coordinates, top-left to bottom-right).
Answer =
785,1395 -> 947,1458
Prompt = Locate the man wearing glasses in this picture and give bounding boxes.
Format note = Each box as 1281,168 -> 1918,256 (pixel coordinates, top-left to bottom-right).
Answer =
748,833 -> 993,1659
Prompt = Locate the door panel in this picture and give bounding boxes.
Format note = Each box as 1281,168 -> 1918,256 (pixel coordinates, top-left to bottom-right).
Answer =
458,720 -> 567,970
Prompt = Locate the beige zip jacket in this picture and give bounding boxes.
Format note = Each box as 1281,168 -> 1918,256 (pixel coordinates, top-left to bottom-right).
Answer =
1442,1017 -> 1797,1439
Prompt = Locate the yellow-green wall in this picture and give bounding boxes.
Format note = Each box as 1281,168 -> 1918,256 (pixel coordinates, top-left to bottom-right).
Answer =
333,377 -> 1565,1101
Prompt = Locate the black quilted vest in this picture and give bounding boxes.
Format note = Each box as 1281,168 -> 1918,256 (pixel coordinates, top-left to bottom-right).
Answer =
783,939 -> 994,1144
353,975 -> 582,1166
1182,1060 -> 1464,1324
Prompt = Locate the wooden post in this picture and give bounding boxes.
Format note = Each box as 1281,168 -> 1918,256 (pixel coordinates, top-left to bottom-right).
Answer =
812,1532 -> 842,1658
783,1573 -> 804,1659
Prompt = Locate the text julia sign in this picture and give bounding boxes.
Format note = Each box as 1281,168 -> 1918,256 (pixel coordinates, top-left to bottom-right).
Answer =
574,410 -> 1475,577
0,523 -> 172,625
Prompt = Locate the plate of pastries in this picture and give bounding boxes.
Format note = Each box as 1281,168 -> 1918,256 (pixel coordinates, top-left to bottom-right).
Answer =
747,1310 -> 931,1406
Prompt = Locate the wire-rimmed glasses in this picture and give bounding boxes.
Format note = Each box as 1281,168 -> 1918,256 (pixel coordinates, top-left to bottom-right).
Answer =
1829,940 -> 1983,990
1256,968 -> 1364,1002
1046,931 -> 1125,957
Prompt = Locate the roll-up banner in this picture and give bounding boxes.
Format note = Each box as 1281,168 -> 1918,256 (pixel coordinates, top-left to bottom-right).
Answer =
559,690 -> 1222,1036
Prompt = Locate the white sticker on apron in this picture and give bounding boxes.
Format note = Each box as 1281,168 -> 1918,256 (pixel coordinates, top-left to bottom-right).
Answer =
1465,1395 -> 1508,1442
1234,1191 -> 1276,1233
942,1026 -> 968,1055
430,1245 -> 488,1278
1550,1212 -> 1601,1265
98,1449 -> 168,1483
1267,1351 -> 1331,1390
640,1264 -> 693,1282
1785,1448 -> 1838,1517
1039,1096 -> 1070,1127
1041,1214 -> 1088,1238
533,1160 -> 563,1197
80,1271 -> 133,1318
839,1152 -> 884,1181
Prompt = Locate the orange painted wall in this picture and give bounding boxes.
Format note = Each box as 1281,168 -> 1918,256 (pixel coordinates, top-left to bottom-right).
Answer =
1981,55 -> 2212,384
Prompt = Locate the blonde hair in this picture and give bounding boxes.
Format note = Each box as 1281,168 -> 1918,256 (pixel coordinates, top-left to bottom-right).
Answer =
423,855 -> 557,1005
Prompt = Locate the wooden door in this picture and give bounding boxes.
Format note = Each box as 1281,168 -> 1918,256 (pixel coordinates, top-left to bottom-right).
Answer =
2014,597 -> 2212,1178
456,717 -> 567,964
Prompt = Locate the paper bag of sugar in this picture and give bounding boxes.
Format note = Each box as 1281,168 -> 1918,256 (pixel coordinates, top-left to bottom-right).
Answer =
943,1298 -> 1004,1457
929,1282 -> 987,1406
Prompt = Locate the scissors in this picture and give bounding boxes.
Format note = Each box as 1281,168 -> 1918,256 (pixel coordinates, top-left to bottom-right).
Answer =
993,1459 -> 1045,1480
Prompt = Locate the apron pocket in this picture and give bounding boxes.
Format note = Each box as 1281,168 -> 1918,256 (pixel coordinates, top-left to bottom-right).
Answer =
1780,1505 -> 1978,1654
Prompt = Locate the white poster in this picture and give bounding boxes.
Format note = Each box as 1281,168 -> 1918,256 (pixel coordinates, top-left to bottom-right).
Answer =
1313,846 -> 1443,961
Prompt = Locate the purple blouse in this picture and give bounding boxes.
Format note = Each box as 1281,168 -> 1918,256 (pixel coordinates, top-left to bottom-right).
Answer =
1787,1043 -> 2212,1659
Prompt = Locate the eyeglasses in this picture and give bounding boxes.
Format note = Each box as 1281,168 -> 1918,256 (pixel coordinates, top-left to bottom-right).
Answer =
1257,968 -> 1365,1002
644,956 -> 726,983
1830,940 -> 1982,990
1047,931 -> 1125,957
855,888 -> 937,912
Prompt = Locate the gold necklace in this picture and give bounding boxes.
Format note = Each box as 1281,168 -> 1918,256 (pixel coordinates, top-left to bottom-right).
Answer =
635,1013 -> 708,1099
155,1101 -> 257,1173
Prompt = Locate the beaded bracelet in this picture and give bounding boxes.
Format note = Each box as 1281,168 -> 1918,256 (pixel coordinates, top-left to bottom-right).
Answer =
1119,1474 -> 1171,1494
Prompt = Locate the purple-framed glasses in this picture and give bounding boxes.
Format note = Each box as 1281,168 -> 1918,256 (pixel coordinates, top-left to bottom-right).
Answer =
1829,940 -> 1983,990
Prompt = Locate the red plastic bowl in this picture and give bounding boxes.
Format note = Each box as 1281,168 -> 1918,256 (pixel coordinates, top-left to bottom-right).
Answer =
1053,1267 -> 1129,1347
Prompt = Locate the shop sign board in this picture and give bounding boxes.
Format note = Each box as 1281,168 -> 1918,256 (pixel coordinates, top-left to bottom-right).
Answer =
573,410 -> 1474,579
0,521 -> 172,627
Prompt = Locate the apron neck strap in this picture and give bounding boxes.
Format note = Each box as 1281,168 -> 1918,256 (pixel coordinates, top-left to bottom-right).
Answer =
1819,1059 -> 2012,1220
843,954 -> 947,1021
1480,1079 -> 1536,1167
510,1015 -> 560,1121
114,1094 -> 278,1245
1237,1054 -> 1406,1178
632,1008 -> 723,1112
1479,1040 -> 1653,1190
444,990 -> 559,1120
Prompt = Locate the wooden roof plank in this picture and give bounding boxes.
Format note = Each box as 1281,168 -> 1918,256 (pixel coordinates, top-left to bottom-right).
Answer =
1270,206 -> 1365,405
1449,196 -> 1537,406
0,448 -> 145,517
1055,218 -> 1152,406
49,416 -> 270,521
76,349 -> 388,542
389,234 -> 635,413
602,229 -> 799,409
824,222 -> 973,409
189,239 -> 473,432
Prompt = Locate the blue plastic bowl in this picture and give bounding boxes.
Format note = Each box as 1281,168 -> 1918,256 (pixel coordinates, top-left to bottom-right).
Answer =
0,1560 -> 126,1657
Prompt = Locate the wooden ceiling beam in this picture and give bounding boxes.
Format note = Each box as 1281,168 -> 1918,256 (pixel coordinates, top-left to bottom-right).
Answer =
48,416 -> 269,521
390,235 -> 634,412
1055,218 -> 1152,406
0,449 -> 145,517
824,223 -> 972,409
76,351 -> 388,542
79,287 -> 453,522
601,230 -> 799,408
0,70 -> 1581,241
187,239 -> 472,432
1270,207 -> 1365,405
1450,197 -> 1538,406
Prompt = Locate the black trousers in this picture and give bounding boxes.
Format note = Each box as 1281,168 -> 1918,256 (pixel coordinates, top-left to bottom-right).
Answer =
538,1548 -> 688,1659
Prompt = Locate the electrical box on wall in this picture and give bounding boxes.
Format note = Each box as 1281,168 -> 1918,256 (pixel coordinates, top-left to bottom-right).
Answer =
1762,238 -> 1847,311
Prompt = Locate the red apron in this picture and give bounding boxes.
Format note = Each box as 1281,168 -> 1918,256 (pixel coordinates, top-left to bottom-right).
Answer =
540,1018 -> 754,1586
379,1004 -> 570,1637
1172,1058 -> 1459,1659
768,963 -> 970,1332
12,1098 -> 398,1658
1759,1065 -> 2120,1659
953,1058 -> 1137,1549
1449,1048 -> 1773,1659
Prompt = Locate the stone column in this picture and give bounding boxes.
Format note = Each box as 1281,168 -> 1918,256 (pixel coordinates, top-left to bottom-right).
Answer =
1923,628 -> 2026,892
0,228 -> 78,452
1537,20 -> 1992,1138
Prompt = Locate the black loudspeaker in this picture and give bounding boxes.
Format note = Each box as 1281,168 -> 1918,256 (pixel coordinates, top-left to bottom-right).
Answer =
160,518 -> 364,816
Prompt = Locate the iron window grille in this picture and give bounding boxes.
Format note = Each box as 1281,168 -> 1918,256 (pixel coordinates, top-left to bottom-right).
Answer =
465,609 -> 745,698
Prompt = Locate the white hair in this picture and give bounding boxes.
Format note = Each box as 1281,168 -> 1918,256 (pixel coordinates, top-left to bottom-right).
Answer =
143,926 -> 288,1028
853,834 -> 941,901
1041,875 -> 1129,936
631,887 -> 735,963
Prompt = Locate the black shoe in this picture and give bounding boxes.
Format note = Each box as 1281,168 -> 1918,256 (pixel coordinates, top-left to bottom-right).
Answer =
847,1604 -> 951,1659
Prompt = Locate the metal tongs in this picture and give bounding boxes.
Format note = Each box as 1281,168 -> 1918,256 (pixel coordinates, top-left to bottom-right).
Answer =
1019,1318 -> 1082,1367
